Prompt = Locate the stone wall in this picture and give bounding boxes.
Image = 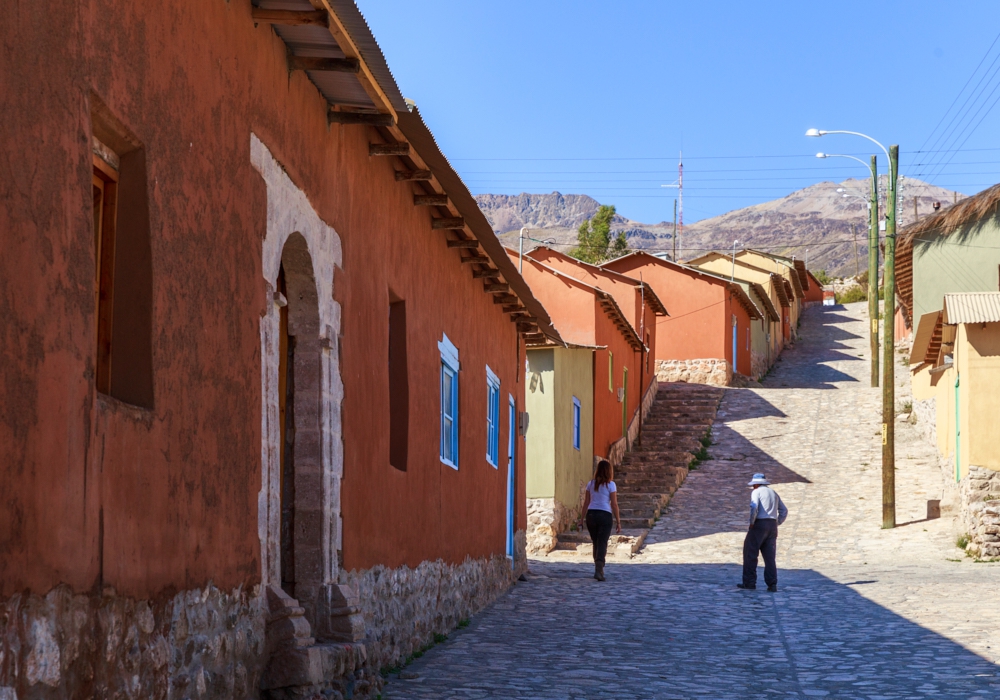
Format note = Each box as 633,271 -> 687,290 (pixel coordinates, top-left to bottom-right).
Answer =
0,584 -> 266,700
912,397 -> 936,444
340,546 -> 524,671
526,498 -> 573,555
750,351 -> 768,381
961,467 -> 1000,560
655,359 -> 731,387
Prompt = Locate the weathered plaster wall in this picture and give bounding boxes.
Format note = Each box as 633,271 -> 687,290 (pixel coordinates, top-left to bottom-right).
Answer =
553,348 -> 595,510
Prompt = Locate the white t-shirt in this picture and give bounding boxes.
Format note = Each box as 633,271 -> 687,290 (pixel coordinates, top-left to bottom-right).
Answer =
587,480 -> 617,513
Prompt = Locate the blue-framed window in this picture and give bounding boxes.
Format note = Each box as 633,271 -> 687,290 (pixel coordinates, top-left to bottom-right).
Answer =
572,396 -> 581,450
486,366 -> 500,467
439,334 -> 460,469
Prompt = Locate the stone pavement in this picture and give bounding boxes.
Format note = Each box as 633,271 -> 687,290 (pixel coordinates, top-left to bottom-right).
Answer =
382,303 -> 1000,699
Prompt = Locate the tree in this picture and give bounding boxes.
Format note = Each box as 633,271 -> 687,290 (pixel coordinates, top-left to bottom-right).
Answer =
570,205 -> 628,264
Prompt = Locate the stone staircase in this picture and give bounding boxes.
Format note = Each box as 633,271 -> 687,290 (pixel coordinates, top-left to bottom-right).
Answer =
553,382 -> 725,559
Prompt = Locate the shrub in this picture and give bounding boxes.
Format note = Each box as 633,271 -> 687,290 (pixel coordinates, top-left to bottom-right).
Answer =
957,534 -> 970,550
836,286 -> 867,304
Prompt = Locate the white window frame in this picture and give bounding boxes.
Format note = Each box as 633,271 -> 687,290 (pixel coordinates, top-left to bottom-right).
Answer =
439,334 -> 460,469
572,396 -> 581,451
486,365 -> 500,468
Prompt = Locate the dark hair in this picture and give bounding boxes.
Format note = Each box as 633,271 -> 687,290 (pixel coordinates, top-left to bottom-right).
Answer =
593,459 -> 612,491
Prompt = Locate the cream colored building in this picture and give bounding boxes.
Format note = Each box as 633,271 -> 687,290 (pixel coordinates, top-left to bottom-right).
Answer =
911,292 -> 1000,559
524,346 -> 595,554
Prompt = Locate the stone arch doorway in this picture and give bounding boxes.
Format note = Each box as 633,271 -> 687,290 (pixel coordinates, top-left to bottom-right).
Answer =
277,233 -> 323,614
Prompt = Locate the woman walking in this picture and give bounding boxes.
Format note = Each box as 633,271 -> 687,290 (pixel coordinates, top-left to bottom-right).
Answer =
579,459 -> 621,581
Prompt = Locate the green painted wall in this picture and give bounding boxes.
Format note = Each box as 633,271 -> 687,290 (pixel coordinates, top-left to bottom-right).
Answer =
553,348 -> 595,509
913,216 -> 1000,320
525,349 -> 556,498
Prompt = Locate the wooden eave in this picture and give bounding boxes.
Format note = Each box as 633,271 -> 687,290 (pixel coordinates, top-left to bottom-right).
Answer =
595,290 -> 643,351
772,275 -> 791,308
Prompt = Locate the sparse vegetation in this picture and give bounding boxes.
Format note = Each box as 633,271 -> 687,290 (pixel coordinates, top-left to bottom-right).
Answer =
836,286 -> 867,304
957,533 -> 970,550
897,400 -> 912,415
458,618 -> 470,629
813,269 -> 833,285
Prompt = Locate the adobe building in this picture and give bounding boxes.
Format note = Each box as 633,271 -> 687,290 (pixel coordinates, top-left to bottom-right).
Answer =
736,249 -> 805,331
512,254 -> 649,553
0,1 -> 558,697
688,252 -> 791,351
604,252 -> 761,385
910,293 -> 1000,560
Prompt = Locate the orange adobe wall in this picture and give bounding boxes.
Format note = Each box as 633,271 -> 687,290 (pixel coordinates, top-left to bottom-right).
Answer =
0,0 -> 525,600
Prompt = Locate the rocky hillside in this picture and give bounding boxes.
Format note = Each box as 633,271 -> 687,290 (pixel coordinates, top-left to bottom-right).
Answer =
477,177 -> 965,275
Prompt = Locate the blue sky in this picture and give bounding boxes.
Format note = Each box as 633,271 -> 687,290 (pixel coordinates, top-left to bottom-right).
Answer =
357,1 -> 1000,225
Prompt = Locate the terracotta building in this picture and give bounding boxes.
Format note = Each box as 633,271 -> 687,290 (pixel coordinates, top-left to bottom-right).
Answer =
603,252 -> 761,385
0,1 -> 558,697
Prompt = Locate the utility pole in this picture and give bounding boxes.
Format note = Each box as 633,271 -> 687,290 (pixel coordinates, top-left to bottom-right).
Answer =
882,145 -> 899,530
672,199 -> 678,261
868,155 -> 879,389
852,223 -> 859,277
913,196 -> 918,223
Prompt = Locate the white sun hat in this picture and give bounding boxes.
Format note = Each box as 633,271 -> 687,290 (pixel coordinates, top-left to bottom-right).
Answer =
748,473 -> 770,486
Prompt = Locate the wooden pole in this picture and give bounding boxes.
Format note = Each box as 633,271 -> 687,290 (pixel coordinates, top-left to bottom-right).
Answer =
882,145 -> 899,530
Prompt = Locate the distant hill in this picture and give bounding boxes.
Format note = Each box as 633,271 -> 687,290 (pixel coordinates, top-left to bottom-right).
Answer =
476,177 -> 966,276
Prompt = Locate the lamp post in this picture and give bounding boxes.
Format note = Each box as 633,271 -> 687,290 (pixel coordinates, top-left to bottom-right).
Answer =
809,130 -> 898,530
816,152 -> 880,389
731,239 -> 740,281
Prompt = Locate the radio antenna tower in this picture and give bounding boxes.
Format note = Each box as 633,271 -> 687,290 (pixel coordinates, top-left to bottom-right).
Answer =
661,151 -> 683,260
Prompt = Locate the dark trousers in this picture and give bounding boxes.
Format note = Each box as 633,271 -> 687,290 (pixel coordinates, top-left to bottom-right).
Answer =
586,509 -> 614,565
742,519 -> 778,588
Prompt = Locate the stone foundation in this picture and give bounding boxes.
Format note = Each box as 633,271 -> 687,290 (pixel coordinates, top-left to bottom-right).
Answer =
750,351 -> 768,381
526,498 -> 574,555
961,467 -> 1000,560
912,397 -> 936,444
655,359 -> 731,387
340,544 -> 525,671
0,584 -> 267,699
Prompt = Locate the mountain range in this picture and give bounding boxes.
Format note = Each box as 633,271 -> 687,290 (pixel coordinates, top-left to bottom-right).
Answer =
478,177 -> 966,276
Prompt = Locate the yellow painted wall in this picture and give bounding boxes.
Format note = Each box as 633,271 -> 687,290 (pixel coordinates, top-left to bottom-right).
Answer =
911,365 -> 934,402
737,251 -> 802,328
933,364 -> 955,464
525,349 -> 556,498
553,348 -> 595,510
963,322 -> 1000,472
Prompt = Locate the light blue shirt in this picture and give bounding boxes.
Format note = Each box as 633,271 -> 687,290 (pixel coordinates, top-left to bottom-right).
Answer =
749,486 -> 787,526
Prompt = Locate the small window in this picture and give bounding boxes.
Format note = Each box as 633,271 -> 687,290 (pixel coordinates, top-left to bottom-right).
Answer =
572,397 -> 581,450
439,334 -> 460,469
608,352 -> 614,392
486,366 -> 500,467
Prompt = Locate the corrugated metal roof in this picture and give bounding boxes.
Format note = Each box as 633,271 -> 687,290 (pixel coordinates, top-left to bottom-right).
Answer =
943,292 -> 1000,324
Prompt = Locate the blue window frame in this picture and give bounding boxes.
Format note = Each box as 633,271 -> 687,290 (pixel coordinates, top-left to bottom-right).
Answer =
572,396 -> 581,450
486,366 -> 500,467
439,334 -> 460,469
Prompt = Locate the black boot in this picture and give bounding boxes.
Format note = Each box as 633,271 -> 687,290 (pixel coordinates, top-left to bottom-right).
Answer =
596,563 -> 605,581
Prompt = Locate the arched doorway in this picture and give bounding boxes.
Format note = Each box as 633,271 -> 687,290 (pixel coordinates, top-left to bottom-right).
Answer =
276,233 -> 324,619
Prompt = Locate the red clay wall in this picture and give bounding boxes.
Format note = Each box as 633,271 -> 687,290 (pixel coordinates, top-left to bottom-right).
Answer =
0,0 -> 524,597
724,293 -> 754,377
592,303 -> 643,460
605,259 -> 728,362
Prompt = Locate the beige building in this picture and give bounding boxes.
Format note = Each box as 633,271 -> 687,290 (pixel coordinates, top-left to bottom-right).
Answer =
524,347 -> 595,554
911,292 -> 1000,559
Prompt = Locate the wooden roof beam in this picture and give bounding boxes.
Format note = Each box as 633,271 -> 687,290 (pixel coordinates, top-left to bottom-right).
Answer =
370,142 -> 409,156
395,170 -> 432,181
484,283 -> 509,292
291,56 -> 359,73
446,239 -> 480,248
503,305 -> 525,313
253,9 -> 328,26
414,194 -> 449,206
432,217 -> 465,230
329,110 -> 394,126
461,255 -> 491,265
473,268 -> 501,279
494,295 -> 519,305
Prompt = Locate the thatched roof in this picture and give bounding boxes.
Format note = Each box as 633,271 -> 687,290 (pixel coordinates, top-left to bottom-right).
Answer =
896,182 -> 1000,326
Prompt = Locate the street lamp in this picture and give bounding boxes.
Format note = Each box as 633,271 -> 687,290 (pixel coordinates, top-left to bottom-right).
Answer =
815,152 -> 880,389
809,128 -> 900,530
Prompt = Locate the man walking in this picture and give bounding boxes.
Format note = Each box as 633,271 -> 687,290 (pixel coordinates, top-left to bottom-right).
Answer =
738,473 -> 787,592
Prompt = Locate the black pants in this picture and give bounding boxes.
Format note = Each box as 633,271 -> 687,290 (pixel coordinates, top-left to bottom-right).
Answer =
586,509 -> 614,565
742,519 -> 778,588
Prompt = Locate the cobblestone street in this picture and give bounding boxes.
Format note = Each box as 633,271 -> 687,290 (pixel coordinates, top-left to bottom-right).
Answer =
383,303 -> 1000,699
